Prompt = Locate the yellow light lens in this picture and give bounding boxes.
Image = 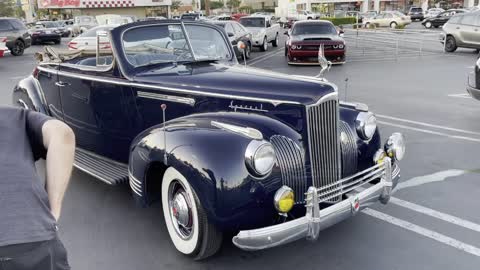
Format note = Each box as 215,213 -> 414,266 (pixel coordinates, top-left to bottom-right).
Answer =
274,186 -> 295,213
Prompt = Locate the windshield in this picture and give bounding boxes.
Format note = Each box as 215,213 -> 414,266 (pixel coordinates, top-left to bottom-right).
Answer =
292,23 -> 337,35
239,18 -> 265,27
122,24 -> 231,68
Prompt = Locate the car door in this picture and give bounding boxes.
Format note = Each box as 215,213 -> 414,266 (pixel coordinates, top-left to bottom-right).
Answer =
58,61 -> 138,162
384,13 -> 394,26
373,14 -> 385,26
35,65 -> 64,120
459,13 -> 480,46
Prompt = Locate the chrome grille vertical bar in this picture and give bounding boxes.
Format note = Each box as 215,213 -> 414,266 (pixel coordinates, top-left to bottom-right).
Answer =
306,93 -> 341,202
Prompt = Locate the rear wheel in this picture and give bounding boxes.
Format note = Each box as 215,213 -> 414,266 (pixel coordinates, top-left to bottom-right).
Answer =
162,167 -> 222,260
445,36 -> 457,52
11,40 -> 25,56
425,21 -> 432,28
390,22 -> 397,29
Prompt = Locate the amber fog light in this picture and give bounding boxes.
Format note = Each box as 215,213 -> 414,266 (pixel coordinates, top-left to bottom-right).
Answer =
274,186 -> 294,213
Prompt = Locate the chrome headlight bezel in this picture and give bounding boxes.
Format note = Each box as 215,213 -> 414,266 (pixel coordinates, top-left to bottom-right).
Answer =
355,112 -> 377,140
385,132 -> 406,161
245,140 -> 276,177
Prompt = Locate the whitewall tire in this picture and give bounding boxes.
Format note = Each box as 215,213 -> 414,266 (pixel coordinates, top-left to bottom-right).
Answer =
161,167 -> 222,260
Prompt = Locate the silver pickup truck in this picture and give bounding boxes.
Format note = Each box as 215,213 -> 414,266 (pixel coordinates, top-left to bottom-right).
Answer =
239,16 -> 281,51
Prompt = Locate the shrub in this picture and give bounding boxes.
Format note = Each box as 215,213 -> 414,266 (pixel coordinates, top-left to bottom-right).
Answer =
321,17 -> 357,26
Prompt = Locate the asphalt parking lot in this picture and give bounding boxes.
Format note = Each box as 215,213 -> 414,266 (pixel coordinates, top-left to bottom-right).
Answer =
2,21 -> 480,269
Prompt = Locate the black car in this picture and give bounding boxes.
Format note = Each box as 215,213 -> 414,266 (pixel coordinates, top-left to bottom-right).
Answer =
408,7 -> 424,21
212,21 -> 252,59
30,21 -> 62,44
422,9 -> 465,28
0,17 -> 32,56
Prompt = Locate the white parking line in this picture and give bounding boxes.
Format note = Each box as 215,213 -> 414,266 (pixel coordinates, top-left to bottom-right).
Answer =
378,121 -> 480,143
376,114 -> 480,136
389,197 -> 480,233
448,93 -> 472,99
395,169 -> 466,190
248,49 -> 284,66
363,208 -> 480,257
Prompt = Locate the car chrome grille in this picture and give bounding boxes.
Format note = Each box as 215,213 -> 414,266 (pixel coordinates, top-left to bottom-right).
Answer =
306,98 -> 341,202
270,135 -> 308,203
339,121 -> 358,177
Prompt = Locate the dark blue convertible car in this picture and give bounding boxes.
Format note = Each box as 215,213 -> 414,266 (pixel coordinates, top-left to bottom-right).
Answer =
13,20 -> 405,260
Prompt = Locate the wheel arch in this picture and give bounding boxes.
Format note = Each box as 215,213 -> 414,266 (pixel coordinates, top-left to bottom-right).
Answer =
12,75 -> 49,114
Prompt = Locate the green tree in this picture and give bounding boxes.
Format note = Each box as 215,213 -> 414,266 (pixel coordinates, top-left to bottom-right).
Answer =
209,1 -> 224,10
171,0 -> 182,11
0,0 -> 16,17
226,0 -> 241,12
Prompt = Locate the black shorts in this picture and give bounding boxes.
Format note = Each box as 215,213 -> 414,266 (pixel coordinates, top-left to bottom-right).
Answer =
0,235 -> 70,270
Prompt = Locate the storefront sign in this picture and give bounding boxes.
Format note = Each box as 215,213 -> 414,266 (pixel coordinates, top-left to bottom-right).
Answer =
38,0 -> 171,8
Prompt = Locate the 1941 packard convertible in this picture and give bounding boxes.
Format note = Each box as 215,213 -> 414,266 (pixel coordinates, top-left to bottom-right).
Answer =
12,20 -> 405,260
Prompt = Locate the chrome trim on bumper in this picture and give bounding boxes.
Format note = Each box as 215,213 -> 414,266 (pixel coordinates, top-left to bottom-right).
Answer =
232,157 -> 400,251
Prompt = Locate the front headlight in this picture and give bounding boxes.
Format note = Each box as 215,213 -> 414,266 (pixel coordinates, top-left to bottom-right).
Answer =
245,140 -> 275,177
338,44 -> 345,49
355,112 -> 377,140
385,133 -> 406,160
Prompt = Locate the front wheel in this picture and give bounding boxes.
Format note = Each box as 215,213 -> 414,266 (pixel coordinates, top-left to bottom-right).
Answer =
425,21 -> 432,28
390,22 -> 397,29
445,36 -> 457,53
261,36 -> 268,51
162,167 -> 222,260
272,34 -> 279,47
11,40 -> 25,56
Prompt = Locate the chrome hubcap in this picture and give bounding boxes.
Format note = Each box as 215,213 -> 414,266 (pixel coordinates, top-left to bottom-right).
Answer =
168,181 -> 193,240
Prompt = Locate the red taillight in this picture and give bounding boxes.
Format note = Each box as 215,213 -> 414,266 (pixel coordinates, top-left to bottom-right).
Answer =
68,41 -> 77,49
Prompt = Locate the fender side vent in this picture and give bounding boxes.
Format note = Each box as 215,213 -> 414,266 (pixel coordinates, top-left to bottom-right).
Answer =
74,148 -> 128,185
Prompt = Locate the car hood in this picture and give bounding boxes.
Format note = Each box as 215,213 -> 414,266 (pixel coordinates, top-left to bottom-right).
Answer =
290,34 -> 343,43
132,63 -> 335,105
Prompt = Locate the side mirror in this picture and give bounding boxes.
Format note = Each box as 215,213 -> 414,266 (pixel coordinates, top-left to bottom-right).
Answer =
228,32 -> 234,37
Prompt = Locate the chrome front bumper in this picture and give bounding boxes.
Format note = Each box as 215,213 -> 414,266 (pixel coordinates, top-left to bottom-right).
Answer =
232,157 -> 400,251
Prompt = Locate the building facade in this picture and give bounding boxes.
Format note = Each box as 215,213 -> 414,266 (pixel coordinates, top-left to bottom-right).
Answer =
37,0 -> 172,18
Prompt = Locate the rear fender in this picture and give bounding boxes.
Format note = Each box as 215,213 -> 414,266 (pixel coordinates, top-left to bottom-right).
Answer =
12,75 -> 48,114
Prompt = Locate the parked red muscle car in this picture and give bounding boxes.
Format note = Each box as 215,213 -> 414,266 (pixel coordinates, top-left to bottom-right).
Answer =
285,20 -> 346,65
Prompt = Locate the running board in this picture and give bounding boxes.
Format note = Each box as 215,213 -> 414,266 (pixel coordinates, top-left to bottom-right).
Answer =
74,148 -> 128,185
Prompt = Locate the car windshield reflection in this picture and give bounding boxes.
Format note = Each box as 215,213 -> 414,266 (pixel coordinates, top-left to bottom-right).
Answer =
122,24 -> 232,68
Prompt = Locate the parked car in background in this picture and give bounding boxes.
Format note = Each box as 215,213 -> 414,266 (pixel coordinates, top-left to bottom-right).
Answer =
408,7 -> 424,21
441,12 -> 480,52
52,21 -> 71,37
212,20 -> 252,59
68,25 -> 118,51
424,8 -> 445,18
422,9 -> 465,28
363,11 -> 411,28
0,17 -> 31,56
467,57 -> 480,100
72,16 -> 98,36
13,19 -> 404,260
285,20 -> 346,65
239,16 -> 280,51
30,21 -> 62,44
295,10 -> 321,20
231,13 -> 248,21
0,36 -> 9,57
58,19 -> 74,37
212,14 -> 232,21
181,13 -> 205,21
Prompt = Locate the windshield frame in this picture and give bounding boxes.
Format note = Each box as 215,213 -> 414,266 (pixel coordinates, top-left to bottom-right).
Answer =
118,21 -> 235,71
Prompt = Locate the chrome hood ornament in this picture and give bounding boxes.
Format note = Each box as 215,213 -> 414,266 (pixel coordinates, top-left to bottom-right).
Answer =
316,44 -> 332,79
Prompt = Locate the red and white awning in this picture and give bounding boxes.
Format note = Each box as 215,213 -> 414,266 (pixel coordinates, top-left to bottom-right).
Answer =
82,0 -> 135,8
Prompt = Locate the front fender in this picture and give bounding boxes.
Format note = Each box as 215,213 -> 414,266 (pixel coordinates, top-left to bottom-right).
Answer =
129,112 -> 302,230
12,75 -> 48,114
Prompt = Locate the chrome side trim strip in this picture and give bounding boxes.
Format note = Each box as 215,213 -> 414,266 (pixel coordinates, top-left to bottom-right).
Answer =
36,66 -> 299,106
137,91 -> 195,106
211,121 -> 263,140
128,171 -> 143,197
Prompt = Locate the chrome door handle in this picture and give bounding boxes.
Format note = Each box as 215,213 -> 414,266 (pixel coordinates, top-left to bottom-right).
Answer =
55,81 -> 70,87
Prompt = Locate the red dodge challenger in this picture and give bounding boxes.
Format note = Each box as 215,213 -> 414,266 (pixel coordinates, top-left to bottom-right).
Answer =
285,20 -> 346,65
